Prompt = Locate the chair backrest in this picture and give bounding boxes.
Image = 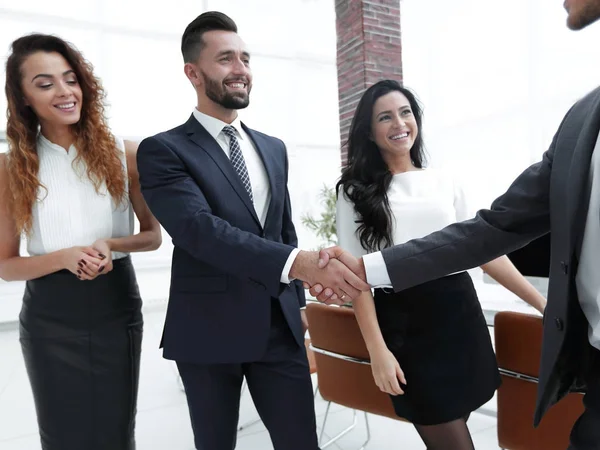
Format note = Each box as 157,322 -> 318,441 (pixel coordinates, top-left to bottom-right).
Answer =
306,302 -> 402,420
495,311 -> 584,450
304,338 -> 317,375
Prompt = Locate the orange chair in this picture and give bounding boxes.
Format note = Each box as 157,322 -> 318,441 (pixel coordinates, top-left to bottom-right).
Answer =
306,302 -> 406,449
495,311 -> 584,450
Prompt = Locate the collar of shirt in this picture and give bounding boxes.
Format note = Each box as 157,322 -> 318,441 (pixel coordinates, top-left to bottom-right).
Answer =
192,108 -> 245,142
38,133 -> 76,157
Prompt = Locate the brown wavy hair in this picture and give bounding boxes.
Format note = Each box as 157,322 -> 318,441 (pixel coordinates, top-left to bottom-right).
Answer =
4,33 -> 126,236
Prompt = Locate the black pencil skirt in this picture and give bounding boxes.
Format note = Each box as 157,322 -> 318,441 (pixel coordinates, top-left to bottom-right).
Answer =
374,271 -> 501,425
19,256 -> 143,450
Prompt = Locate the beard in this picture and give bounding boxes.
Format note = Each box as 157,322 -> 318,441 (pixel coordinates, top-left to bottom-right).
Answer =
201,70 -> 250,110
566,0 -> 600,30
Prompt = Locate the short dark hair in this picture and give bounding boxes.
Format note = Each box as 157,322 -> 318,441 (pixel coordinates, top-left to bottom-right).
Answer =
181,11 -> 238,63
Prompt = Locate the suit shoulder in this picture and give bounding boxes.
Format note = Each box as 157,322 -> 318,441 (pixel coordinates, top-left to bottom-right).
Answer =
572,85 -> 600,111
554,85 -> 600,136
140,124 -> 187,149
247,128 -> 286,148
586,84 -> 600,100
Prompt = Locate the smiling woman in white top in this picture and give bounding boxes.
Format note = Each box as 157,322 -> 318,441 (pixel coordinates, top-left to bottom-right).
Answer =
0,34 -> 161,450
334,80 -> 546,450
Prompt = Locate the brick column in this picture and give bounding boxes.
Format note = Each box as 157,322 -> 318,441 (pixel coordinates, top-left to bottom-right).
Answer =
335,0 -> 403,164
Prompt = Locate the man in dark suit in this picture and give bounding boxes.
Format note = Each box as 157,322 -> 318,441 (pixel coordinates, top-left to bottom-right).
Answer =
309,1 -> 600,448
136,11 -> 367,450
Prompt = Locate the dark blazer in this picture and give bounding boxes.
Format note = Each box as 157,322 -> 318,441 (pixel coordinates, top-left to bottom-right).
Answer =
379,86 -> 600,425
136,115 -> 306,364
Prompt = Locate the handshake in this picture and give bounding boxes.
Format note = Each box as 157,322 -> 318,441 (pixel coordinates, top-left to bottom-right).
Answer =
289,246 -> 371,305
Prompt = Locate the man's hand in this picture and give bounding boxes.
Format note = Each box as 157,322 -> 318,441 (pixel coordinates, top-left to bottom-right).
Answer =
302,246 -> 368,303
289,250 -> 369,305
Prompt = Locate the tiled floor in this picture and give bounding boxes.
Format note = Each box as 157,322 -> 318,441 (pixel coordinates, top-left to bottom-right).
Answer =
0,307 -> 500,450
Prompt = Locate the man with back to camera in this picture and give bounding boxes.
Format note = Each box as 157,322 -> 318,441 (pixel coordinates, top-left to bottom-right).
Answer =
309,1 -> 600,447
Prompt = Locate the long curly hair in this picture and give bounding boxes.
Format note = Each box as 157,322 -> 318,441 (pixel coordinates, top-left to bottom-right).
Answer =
337,80 -> 426,252
4,33 -> 126,236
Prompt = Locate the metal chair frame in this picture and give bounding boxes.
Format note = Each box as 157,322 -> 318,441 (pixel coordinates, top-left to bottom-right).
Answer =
309,343 -> 373,450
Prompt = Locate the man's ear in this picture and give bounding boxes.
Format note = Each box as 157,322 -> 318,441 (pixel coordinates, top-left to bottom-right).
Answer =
184,63 -> 201,87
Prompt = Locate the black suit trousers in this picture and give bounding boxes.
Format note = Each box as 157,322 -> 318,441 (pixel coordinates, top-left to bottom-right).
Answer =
569,347 -> 600,450
176,300 -> 319,450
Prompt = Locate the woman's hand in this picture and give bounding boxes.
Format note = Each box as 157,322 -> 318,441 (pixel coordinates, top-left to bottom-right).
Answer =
92,239 -> 113,275
60,246 -> 104,280
370,346 -> 407,396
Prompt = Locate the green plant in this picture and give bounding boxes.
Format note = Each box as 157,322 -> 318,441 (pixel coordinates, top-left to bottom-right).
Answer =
301,185 -> 354,307
301,184 -> 337,248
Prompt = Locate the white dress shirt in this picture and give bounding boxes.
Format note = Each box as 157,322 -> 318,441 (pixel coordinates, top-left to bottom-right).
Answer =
192,109 -> 298,284
28,134 -> 133,260
576,134 -> 600,350
347,169 -> 472,287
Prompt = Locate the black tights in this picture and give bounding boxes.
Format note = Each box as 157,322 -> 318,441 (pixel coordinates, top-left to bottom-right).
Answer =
413,414 -> 474,450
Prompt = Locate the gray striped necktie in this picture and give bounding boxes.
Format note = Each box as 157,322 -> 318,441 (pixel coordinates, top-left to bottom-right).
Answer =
222,125 -> 253,202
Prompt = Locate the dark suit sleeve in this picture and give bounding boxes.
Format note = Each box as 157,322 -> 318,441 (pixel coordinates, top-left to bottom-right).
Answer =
280,142 -> 306,308
137,136 -> 294,298
382,119 -> 563,292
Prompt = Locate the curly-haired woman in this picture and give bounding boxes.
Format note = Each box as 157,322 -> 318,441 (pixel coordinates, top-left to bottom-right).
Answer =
0,34 -> 162,450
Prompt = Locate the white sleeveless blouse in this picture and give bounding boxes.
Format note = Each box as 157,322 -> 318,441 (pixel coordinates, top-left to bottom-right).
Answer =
337,169 -> 473,257
27,135 -> 133,260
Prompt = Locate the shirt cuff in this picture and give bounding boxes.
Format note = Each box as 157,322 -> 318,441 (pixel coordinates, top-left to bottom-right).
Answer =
362,251 -> 393,288
281,248 -> 301,284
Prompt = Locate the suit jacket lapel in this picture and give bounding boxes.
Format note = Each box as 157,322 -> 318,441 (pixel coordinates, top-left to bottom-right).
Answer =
183,115 -> 261,227
567,92 -> 600,259
242,124 -> 279,225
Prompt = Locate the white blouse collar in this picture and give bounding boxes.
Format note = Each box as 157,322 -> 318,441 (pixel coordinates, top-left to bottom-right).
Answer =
38,133 -> 76,156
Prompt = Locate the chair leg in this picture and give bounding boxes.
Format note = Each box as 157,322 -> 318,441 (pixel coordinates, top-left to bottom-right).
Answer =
237,378 -> 262,432
238,417 -> 262,431
358,412 -> 371,450
319,407 -> 371,450
320,407 -> 358,449
319,400 -> 332,444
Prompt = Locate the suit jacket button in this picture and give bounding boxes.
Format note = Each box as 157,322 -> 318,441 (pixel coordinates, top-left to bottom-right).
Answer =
560,261 -> 568,275
554,317 -> 564,331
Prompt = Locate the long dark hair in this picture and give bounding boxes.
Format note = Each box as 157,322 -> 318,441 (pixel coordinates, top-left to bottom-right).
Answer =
337,80 -> 426,251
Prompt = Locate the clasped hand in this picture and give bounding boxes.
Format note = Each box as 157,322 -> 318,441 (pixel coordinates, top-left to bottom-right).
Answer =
292,246 -> 370,305
61,239 -> 113,280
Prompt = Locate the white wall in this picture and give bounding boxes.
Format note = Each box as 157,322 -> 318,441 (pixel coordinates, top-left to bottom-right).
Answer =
0,0 -> 340,323
401,0 -> 600,210
3,0 -> 596,322
399,0 -> 600,310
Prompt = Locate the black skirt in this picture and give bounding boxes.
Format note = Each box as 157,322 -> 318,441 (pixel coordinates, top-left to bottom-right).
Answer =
19,256 -> 143,450
374,272 -> 500,425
